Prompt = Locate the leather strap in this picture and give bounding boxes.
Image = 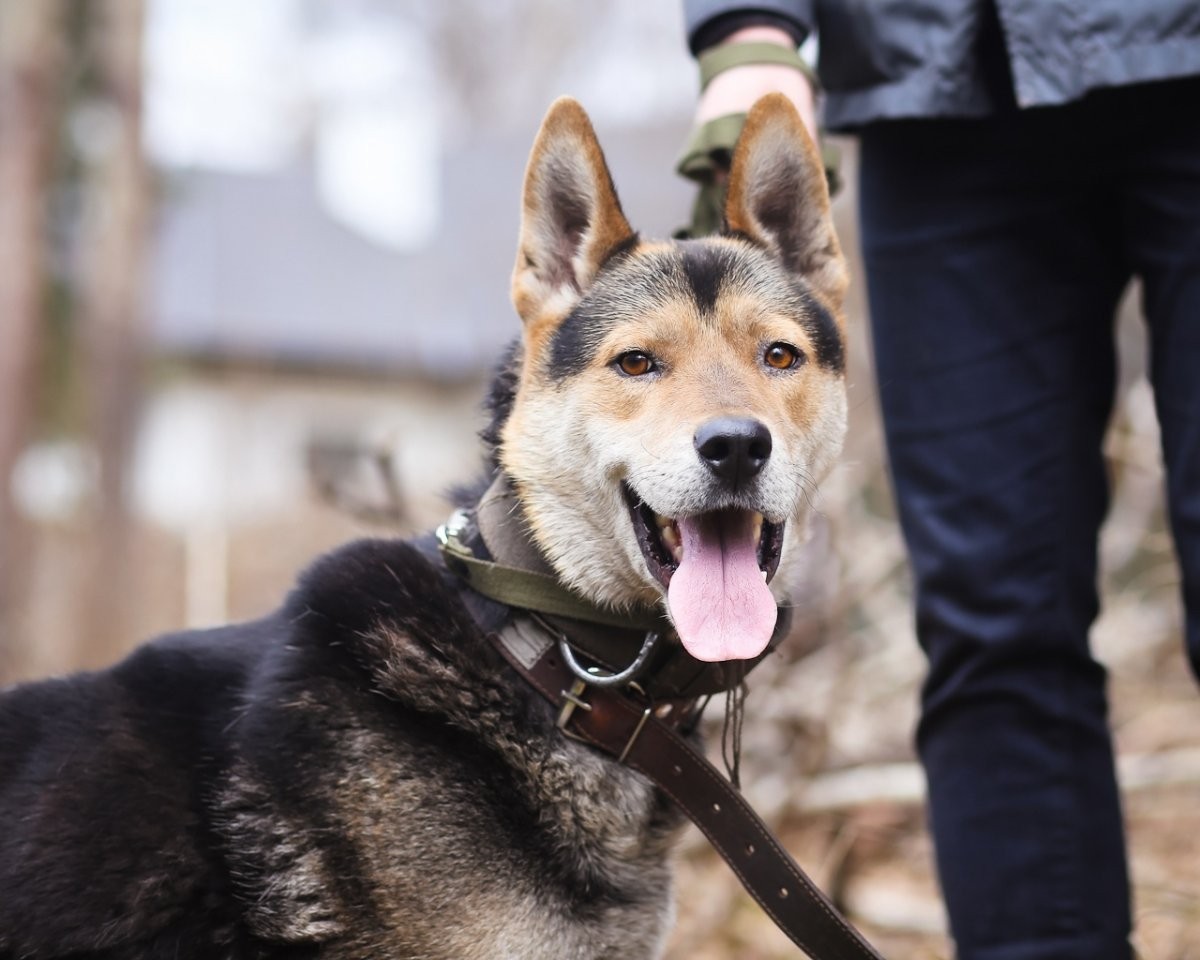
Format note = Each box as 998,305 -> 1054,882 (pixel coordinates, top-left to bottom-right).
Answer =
492,623 -> 886,960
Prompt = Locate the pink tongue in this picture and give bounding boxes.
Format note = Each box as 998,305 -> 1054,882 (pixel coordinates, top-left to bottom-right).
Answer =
667,511 -> 777,662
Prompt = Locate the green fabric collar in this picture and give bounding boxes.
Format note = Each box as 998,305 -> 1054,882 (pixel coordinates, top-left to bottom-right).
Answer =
437,477 -> 668,634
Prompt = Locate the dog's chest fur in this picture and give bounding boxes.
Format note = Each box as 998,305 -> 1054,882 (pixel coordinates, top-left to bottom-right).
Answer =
0,538 -> 682,960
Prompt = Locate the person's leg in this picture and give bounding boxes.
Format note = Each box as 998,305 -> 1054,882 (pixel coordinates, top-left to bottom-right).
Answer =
1121,77 -> 1200,681
858,105 -> 1133,959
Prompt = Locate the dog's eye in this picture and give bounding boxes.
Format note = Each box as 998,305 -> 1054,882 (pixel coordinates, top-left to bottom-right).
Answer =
764,342 -> 803,370
615,351 -> 655,377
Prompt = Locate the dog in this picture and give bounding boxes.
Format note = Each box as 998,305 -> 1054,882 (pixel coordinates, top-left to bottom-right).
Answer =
0,93 -> 847,960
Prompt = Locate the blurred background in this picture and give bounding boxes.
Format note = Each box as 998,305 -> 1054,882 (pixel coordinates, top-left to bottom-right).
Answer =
0,1 -> 1196,957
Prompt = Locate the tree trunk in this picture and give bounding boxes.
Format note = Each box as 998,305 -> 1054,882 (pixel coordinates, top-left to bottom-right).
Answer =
0,0 -> 65,680
76,0 -> 149,666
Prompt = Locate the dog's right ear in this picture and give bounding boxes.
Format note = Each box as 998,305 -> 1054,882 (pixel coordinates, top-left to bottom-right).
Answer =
512,97 -> 634,336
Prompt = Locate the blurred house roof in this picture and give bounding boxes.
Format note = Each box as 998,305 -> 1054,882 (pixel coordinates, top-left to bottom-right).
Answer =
148,121 -> 693,378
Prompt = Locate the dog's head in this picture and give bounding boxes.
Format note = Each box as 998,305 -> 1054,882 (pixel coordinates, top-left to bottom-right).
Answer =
500,95 -> 848,663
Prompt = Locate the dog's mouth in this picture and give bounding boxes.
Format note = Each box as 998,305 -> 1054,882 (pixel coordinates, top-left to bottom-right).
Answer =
623,484 -> 783,663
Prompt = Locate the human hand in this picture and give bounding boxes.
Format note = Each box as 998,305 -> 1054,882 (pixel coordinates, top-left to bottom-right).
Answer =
694,26 -> 818,149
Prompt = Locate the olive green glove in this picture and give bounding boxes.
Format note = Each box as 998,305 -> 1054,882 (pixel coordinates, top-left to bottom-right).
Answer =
675,42 -> 841,239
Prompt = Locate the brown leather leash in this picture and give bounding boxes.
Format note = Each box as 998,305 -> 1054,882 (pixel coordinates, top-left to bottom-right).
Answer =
437,480 -> 886,959
489,617 -> 887,960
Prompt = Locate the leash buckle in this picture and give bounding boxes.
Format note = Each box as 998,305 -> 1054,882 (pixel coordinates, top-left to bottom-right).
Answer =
556,678 -> 592,735
555,677 -> 653,763
618,705 -> 653,763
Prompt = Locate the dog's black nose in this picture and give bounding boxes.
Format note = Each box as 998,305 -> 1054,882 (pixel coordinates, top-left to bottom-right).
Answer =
694,417 -> 772,488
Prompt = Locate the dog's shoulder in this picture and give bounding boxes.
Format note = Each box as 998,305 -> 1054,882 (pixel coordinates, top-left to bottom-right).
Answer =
276,534 -> 506,700
207,537 -> 596,948
284,534 -> 476,645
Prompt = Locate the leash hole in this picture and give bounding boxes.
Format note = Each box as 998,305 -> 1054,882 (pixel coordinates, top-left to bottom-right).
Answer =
712,802 -> 721,813
779,887 -> 789,899
672,764 -> 683,776
745,843 -> 755,855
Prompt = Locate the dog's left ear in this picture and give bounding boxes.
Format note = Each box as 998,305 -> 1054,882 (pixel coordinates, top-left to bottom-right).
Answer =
725,93 -> 848,306
512,97 -> 634,332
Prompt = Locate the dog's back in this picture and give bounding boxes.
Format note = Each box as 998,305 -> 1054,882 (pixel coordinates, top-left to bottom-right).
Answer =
0,621 -> 267,956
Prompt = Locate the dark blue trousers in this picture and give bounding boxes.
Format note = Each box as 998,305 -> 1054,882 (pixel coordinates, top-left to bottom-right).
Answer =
859,76 -> 1200,960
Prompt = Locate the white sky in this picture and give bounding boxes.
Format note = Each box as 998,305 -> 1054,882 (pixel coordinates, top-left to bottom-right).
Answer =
141,0 -> 696,250
144,0 -> 439,249
144,0 -> 304,172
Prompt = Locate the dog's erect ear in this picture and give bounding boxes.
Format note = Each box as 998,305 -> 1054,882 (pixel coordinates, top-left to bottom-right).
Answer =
512,97 -> 634,330
725,93 -> 847,306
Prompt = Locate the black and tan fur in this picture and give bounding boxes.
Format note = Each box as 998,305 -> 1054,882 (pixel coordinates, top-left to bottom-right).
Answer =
0,95 -> 847,960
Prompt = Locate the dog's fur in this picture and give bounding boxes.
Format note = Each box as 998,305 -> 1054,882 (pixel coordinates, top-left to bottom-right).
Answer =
0,95 -> 847,960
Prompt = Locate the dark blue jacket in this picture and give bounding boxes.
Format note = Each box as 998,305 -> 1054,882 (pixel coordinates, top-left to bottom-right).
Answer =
685,0 -> 1200,130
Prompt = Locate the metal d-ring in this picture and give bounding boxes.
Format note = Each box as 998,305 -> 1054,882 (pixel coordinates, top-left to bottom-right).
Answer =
558,631 -> 663,689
